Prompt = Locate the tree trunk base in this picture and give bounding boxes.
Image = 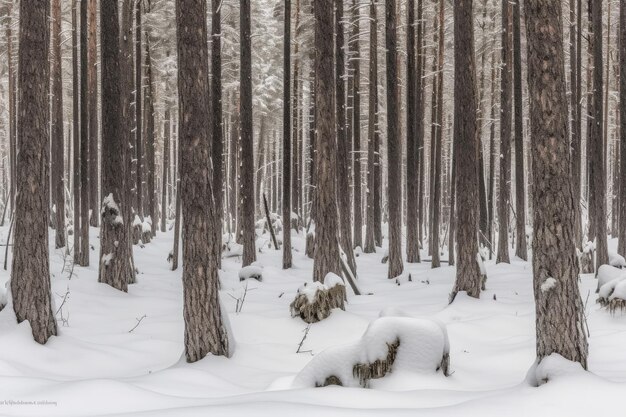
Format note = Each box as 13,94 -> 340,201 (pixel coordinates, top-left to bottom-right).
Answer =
290,282 -> 346,323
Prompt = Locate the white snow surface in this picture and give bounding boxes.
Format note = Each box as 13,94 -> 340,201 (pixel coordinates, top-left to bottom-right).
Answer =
609,251 -> 626,268
293,316 -> 448,388
0,227 -> 625,416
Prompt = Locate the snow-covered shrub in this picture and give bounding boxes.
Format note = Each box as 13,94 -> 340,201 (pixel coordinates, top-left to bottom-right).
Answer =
239,264 -> 263,282
290,273 -> 346,323
597,265 -> 626,312
224,241 -> 243,258
293,316 -> 450,388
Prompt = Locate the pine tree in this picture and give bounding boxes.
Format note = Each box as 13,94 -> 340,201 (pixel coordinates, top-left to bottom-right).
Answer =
589,0 -> 608,269
282,0 -> 293,269
51,0 -> 66,249
240,0 -> 257,267
364,0 -> 378,254
525,0 -> 588,372
512,0 -> 527,260
12,0 -> 57,345
451,0 -> 482,301
176,0 -> 231,362
496,0 -> 512,264
312,0 -> 341,283
385,0 -> 403,279
98,0 -> 135,292
619,0 -> 626,255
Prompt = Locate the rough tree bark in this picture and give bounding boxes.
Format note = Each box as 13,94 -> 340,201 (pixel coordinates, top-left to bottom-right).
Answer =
12,0 -> 58,344
431,0 -> 445,268
451,0 -> 482,301
406,0 -> 420,263
619,0 -> 626,256
135,0 -> 143,220
570,0 -> 583,248
513,0 -> 527,261
145,36 -> 156,237
364,0 -> 378,254
336,0 -> 357,275
88,0 -> 99,228
72,0 -> 81,264
240,0 -> 256,267
51,0 -> 66,249
161,109 -> 170,233
282,0 -> 293,269
176,0 -> 231,362
312,0 -> 342,283
589,0 -> 608,269
351,0 -> 362,250
496,0 -> 512,264
525,0 -> 588,371
385,0 -> 404,279
211,0 -> 224,268
78,0 -> 90,267
98,0 -> 135,292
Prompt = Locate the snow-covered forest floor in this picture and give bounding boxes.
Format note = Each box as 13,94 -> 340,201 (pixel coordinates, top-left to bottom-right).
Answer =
1,226 -> 626,416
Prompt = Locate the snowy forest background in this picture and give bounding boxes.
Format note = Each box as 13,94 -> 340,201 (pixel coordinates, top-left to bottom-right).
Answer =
0,0 -> 625,415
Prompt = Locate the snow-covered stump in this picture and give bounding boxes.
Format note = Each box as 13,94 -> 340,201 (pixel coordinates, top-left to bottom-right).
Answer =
239,264 -> 263,282
141,216 -> 153,244
293,316 -> 450,388
290,273 -> 346,323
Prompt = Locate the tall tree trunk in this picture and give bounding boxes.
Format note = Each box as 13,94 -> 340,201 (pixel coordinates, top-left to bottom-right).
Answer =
99,0 -> 135,291
451,0 -> 482,300
161,109 -> 170,233
385,0 -> 404,278
416,0 -> 425,254
88,0 -> 99,228
351,0 -> 363,250
406,0 -> 420,263
336,0 -> 357,275
570,0 -> 583,248
448,144 -> 456,267
51,0 -> 66,249
496,0 -> 512,264
525,0 -> 588,372
145,36 -> 156,237
211,0 -> 224,268
78,0 -> 90,267
7,3 -> 16,215
240,0 -> 256,267
364,0 -> 378,254
12,0 -> 57,344
312,0 -> 341,283
135,0 -> 143,220
282,0 -> 293,269
72,0 -> 81,264
431,0 -> 445,269
590,0 -> 608,269
513,0 -> 527,260
487,21 -> 498,258
176,0 -> 231,362
618,0 -> 626,256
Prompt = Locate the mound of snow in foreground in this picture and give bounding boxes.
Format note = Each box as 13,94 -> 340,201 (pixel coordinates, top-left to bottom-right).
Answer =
293,316 -> 449,388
